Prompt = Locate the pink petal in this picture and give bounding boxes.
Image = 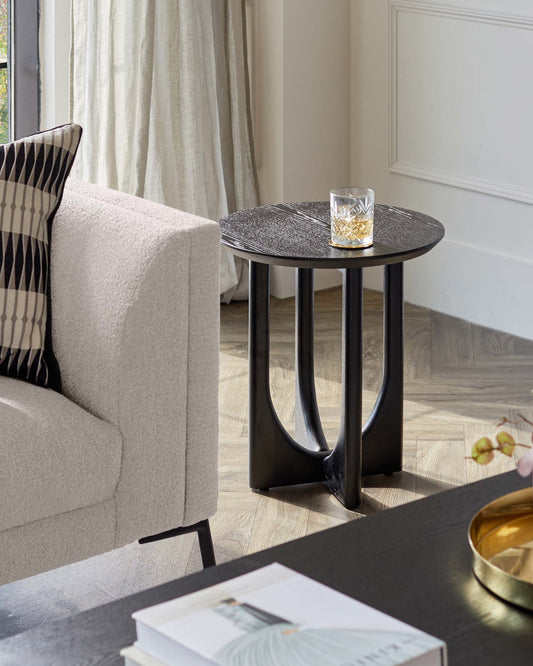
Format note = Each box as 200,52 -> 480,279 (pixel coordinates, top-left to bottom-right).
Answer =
517,449 -> 533,478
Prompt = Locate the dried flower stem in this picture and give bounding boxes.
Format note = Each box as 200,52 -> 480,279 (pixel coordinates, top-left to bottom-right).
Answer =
497,414 -> 533,428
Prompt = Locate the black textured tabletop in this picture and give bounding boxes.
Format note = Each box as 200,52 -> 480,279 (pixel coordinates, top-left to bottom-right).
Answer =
0,473 -> 530,665
219,202 -> 445,268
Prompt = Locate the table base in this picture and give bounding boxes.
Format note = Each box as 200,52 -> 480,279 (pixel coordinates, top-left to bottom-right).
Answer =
249,262 -> 404,509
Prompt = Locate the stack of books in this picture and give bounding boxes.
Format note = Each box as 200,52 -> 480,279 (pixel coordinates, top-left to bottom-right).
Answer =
121,563 -> 447,666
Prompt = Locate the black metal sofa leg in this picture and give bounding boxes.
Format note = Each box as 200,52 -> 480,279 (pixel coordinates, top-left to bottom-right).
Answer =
139,519 -> 216,569
196,521 -> 216,568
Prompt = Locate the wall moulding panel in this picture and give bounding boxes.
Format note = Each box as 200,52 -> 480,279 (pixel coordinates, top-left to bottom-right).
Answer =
388,0 -> 533,204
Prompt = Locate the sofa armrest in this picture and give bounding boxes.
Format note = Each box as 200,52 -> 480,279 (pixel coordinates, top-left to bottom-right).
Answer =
51,180 -> 220,545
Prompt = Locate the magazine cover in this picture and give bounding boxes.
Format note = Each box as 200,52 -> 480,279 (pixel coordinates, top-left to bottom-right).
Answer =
133,564 -> 446,666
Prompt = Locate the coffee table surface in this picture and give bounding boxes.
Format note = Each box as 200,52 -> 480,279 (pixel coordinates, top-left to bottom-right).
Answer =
219,201 -> 445,268
0,472 -> 531,665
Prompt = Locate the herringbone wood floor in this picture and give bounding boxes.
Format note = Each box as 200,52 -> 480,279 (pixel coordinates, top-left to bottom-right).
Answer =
206,286 -> 533,569
1,287 -> 532,640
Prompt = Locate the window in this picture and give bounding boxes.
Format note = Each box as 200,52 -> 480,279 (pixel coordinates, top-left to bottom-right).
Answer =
0,0 -> 7,142
0,0 -> 39,143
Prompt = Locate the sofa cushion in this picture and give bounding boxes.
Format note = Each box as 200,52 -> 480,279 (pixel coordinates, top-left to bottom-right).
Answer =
0,376 -> 121,532
0,124 -> 82,390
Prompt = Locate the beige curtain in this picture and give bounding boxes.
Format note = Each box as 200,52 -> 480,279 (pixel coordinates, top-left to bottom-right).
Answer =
70,0 -> 258,301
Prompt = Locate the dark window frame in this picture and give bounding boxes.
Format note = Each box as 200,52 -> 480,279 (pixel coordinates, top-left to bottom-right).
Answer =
9,0 -> 39,139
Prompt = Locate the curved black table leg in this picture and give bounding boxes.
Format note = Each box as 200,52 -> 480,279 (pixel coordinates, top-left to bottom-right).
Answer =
249,261 -> 326,491
323,268 -> 363,508
362,263 -> 404,475
295,268 -> 329,452
248,260 -> 404,506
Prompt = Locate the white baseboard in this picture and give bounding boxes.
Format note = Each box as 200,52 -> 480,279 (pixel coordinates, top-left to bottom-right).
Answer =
270,266 -> 342,299
363,240 -> 533,341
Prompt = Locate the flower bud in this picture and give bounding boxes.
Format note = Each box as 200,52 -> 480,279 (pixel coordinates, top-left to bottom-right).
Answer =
471,437 -> 494,465
496,431 -> 515,457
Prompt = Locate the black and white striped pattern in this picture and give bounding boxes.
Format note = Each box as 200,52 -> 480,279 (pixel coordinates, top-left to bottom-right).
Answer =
0,124 -> 82,388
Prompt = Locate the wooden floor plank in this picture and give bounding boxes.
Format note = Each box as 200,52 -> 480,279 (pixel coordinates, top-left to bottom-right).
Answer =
472,324 -> 515,362
404,313 -> 432,380
246,488 -> 314,553
431,311 -> 474,369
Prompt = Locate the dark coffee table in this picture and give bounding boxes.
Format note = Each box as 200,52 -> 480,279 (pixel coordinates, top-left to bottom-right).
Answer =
219,202 -> 445,508
0,472 -> 531,665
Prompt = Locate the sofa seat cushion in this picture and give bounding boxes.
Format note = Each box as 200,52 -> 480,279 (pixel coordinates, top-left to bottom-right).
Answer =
0,376 -> 122,532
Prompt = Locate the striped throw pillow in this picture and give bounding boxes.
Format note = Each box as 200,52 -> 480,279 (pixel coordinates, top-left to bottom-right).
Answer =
0,124 -> 82,389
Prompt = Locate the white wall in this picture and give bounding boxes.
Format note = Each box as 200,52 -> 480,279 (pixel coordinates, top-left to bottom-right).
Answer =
251,0 -> 350,297
351,0 -> 533,340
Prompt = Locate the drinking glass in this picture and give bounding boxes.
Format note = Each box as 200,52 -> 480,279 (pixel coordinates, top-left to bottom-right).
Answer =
330,187 -> 374,249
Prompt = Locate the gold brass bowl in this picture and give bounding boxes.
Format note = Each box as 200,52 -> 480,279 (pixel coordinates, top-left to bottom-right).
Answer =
469,487 -> 533,611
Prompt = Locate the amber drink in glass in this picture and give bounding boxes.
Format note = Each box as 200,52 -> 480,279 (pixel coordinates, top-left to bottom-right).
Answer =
330,187 -> 374,249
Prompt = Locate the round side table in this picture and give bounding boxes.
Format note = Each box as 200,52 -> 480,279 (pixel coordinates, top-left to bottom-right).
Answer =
219,202 -> 445,509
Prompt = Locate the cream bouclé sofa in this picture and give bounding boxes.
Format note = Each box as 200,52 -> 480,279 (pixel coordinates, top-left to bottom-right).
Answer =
0,179 -> 220,584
